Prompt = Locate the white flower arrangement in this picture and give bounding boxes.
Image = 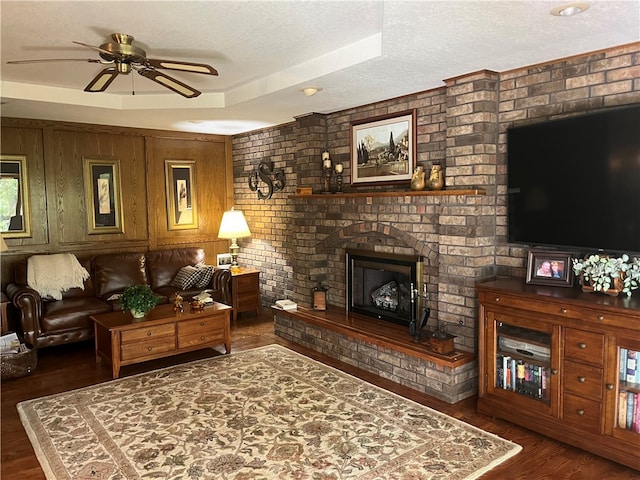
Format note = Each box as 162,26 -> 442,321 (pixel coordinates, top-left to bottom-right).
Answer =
572,254 -> 640,297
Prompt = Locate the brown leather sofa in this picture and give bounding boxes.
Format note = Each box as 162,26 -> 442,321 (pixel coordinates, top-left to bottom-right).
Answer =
6,248 -> 231,349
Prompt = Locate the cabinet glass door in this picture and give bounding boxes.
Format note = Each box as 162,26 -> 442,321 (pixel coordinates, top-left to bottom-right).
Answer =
613,341 -> 640,440
484,311 -> 558,416
495,322 -> 552,403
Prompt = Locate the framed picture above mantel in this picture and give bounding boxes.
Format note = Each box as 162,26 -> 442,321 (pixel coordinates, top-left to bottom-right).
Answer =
350,110 -> 416,186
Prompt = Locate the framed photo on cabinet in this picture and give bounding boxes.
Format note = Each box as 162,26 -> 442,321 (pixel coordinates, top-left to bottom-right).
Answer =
526,250 -> 574,287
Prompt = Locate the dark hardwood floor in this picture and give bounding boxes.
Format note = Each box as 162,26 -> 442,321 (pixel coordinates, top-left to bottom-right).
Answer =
2,311 -> 639,479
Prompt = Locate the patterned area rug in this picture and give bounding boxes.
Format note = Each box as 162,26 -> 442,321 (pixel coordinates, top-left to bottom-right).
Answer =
18,345 -> 520,479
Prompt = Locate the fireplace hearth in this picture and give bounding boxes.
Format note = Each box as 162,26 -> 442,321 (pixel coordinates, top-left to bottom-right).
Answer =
346,249 -> 423,327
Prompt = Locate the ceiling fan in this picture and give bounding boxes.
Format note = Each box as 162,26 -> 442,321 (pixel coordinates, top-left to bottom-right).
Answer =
7,33 -> 218,98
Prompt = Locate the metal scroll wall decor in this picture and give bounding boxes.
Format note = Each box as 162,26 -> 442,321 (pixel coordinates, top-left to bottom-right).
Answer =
248,160 -> 285,200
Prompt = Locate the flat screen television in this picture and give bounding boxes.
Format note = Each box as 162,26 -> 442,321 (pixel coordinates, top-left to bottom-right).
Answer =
507,104 -> 640,255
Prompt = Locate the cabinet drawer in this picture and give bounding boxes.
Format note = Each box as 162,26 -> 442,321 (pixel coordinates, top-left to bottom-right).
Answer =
564,328 -> 604,367
235,273 -> 258,292
481,290 -> 640,331
480,291 -> 582,319
177,317 -> 223,335
178,330 -> 225,349
121,336 -> 176,361
563,393 -> 602,433
563,360 -> 603,400
121,323 -> 175,343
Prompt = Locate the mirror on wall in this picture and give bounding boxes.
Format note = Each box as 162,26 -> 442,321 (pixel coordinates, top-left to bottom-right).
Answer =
0,155 -> 31,238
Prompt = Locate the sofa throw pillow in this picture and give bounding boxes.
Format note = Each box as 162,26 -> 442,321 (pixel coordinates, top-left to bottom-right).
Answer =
194,265 -> 215,288
171,265 -> 202,290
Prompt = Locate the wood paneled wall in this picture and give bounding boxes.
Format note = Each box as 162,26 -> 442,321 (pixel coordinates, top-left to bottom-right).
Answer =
1,118 -> 233,290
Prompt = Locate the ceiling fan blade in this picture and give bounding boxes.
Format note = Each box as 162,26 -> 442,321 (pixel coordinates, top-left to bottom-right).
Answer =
84,67 -> 119,93
137,69 -> 201,98
7,58 -> 105,64
72,40 -> 122,59
145,59 -> 218,76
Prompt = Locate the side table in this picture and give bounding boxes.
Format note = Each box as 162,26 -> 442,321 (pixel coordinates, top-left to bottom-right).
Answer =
230,268 -> 260,322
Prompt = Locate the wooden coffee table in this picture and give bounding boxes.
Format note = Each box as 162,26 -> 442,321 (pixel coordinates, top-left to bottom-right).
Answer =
91,302 -> 232,379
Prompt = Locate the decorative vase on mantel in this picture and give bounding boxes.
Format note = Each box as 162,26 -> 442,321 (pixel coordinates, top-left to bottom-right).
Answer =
410,165 -> 426,191
427,163 -> 444,191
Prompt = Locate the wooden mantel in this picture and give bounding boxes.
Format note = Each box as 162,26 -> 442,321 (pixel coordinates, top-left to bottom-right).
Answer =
289,188 -> 486,199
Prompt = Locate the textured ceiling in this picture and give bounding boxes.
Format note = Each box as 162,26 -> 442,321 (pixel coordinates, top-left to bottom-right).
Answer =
1,1 -> 639,134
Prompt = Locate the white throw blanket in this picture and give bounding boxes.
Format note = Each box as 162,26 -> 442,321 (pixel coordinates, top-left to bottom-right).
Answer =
27,253 -> 90,300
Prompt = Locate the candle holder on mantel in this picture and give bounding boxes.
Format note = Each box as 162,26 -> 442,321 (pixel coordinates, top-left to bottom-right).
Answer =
335,161 -> 343,192
321,150 -> 333,194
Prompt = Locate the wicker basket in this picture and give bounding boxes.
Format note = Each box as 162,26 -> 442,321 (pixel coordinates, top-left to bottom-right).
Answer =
580,274 -> 625,297
1,345 -> 37,380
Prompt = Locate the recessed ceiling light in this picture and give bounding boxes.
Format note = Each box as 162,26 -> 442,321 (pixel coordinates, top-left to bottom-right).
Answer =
550,2 -> 590,16
301,86 -> 322,97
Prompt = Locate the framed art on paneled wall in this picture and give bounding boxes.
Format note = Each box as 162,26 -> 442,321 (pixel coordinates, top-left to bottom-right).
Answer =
350,110 -> 416,185
0,154 -> 32,238
165,160 -> 198,230
83,158 -> 123,234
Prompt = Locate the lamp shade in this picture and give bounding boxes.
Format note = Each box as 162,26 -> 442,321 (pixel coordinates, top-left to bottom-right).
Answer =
218,209 -> 251,239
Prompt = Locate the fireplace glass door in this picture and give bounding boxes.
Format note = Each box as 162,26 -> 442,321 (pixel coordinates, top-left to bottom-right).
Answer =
346,249 -> 423,326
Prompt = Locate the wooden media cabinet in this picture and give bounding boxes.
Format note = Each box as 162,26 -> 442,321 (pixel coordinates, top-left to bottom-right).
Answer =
477,278 -> 640,470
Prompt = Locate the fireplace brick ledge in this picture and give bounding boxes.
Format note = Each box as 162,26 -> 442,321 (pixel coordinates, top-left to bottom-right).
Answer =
273,305 -> 477,403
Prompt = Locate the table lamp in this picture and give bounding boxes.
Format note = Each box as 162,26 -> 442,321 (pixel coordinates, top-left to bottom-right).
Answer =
218,208 -> 251,271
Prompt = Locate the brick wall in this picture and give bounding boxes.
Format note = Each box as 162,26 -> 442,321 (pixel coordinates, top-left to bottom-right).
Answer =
232,43 -> 640,378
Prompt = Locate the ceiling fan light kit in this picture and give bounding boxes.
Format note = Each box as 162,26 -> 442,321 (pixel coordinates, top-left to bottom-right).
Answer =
8,33 -> 217,98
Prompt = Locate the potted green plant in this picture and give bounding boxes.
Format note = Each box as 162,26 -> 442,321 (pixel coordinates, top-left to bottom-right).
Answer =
572,254 -> 640,297
622,256 -> 640,297
119,284 -> 159,318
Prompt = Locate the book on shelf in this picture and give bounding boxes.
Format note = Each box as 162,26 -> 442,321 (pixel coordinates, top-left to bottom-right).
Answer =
620,347 -> 628,378
274,299 -> 297,311
635,393 -> 640,433
627,350 -> 638,383
618,391 -> 628,429
496,354 -> 504,388
626,391 -> 635,430
503,356 -> 511,390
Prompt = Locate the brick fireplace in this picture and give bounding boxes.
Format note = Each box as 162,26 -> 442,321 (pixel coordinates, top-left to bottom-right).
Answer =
245,69 -> 506,403
272,189 -> 489,403
284,190 -> 493,352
